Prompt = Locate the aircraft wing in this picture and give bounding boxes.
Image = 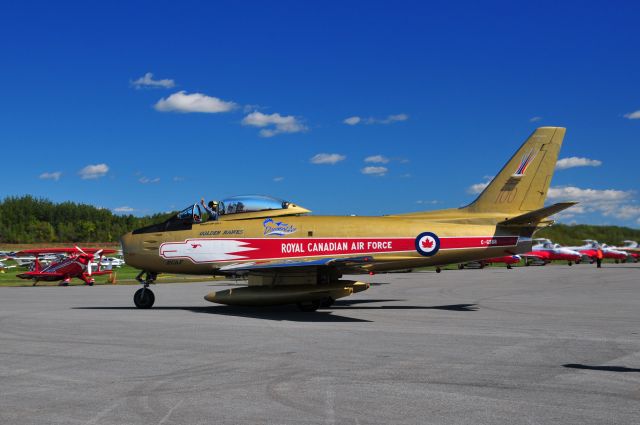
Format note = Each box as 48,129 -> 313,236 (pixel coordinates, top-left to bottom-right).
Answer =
498,202 -> 578,226
16,271 -> 65,279
15,248 -> 118,256
219,256 -> 373,274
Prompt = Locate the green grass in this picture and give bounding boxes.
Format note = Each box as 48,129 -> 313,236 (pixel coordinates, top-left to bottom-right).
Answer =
0,263 -> 222,287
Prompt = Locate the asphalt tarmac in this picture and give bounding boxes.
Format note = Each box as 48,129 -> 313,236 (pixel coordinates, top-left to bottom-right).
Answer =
1,264 -> 639,425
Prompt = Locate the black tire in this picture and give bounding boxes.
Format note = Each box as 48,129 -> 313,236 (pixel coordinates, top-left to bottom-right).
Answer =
458,264 -> 464,270
436,267 -> 442,273
297,300 -> 321,312
134,288 -> 155,309
319,297 -> 335,308
507,264 -> 512,269
568,261 -> 572,266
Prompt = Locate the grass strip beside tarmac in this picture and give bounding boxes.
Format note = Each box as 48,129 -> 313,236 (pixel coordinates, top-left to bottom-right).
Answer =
0,264 -> 224,287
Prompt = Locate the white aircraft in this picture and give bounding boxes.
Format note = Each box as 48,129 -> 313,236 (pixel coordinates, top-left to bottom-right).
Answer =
90,256 -> 125,271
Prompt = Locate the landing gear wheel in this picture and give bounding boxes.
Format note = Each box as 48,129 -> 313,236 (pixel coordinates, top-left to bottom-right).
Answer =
458,264 -> 464,270
507,264 -> 512,269
134,288 -> 155,309
297,300 -> 321,312
568,261 -> 573,266
435,267 -> 442,273
320,297 -> 335,308
87,279 -> 94,286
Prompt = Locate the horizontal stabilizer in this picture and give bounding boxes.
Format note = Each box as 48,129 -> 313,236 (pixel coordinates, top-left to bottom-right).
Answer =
498,202 -> 578,226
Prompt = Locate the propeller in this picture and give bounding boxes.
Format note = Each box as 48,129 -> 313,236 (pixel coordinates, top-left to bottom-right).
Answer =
93,249 -> 103,273
76,246 -> 94,275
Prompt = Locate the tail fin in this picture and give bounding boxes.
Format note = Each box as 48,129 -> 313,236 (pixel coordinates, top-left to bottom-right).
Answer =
463,127 -> 566,214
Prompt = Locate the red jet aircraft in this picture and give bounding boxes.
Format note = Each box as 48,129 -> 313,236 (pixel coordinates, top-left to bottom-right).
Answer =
15,247 -> 117,286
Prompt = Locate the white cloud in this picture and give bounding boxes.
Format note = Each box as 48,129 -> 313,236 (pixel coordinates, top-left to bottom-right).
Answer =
623,110 -> 640,119
380,114 -> 408,124
530,116 -> 542,122
310,153 -> 346,165
364,155 -> 390,164
547,185 -> 640,222
172,176 -> 185,182
468,182 -> 489,194
342,114 -> 409,125
547,186 -> 632,202
467,176 -> 495,195
556,157 -> 602,170
361,166 -> 388,176
416,200 -> 440,205
139,176 -> 160,184
39,171 -> 62,181
273,176 -> 285,182
608,205 -> 640,220
131,72 -> 175,89
79,164 -> 109,180
113,206 -> 135,213
155,91 -> 237,113
242,111 -> 307,137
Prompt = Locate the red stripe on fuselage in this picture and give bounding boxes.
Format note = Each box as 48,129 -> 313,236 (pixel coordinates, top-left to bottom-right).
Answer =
162,236 -> 520,264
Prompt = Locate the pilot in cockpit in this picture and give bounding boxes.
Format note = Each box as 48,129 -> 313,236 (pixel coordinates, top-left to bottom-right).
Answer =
200,198 -> 219,221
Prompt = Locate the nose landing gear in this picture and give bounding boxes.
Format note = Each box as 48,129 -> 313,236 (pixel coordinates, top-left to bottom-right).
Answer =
134,271 -> 157,309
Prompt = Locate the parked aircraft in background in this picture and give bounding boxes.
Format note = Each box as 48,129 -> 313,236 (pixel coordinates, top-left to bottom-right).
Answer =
614,240 -> 640,262
567,240 -> 627,264
597,243 -> 631,263
121,127 -> 575,311
91,256 -> 126,271
0,258 -> 16,271
15,247 -> 116,285
10,253 -> 58,268
522,238 -> 582,265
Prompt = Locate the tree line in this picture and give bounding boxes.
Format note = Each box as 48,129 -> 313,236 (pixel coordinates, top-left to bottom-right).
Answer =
0,196 -> 172,243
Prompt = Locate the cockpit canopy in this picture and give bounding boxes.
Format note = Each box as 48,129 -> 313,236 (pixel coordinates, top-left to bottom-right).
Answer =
218,195 -> 290,216
131,195 -> 310,234
218,195 -> 310,220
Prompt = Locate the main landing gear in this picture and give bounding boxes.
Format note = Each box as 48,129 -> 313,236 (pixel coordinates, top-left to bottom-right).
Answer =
296,297 -> 335,312
134,271 -> 157,309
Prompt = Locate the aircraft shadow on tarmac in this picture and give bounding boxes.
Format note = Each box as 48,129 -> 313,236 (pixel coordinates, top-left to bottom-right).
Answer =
73,300 -> 477,322
563,364 -> 640,373
333,300 -> 478,311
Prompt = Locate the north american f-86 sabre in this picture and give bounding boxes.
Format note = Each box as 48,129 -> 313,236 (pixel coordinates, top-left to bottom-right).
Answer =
121,127 -> 575,311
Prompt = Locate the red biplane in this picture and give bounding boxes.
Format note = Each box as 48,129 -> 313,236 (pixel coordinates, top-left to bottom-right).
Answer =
15,247 -> 117,286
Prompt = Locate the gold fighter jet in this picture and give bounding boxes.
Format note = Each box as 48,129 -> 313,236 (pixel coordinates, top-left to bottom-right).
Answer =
121,127 -> 576,311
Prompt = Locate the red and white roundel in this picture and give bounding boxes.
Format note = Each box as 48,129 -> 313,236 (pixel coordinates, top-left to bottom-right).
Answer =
415,232 -> 440,257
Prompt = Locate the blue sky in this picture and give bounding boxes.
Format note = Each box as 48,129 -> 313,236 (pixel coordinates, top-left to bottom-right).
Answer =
1,1 -> 639,226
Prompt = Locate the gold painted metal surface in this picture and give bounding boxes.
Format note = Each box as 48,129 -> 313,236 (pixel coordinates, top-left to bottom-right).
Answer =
121,127 -> 575,306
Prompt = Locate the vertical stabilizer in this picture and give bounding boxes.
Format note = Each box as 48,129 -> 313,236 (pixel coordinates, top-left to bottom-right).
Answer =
463,127 -> 565,214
